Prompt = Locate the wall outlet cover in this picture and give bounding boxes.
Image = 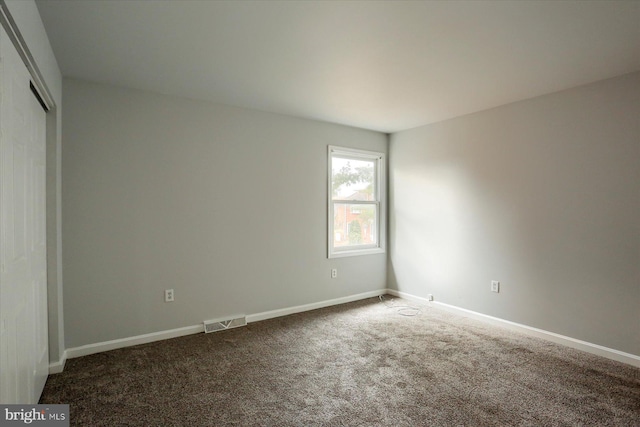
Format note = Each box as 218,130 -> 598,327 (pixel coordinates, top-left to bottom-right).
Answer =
491,281 -> 500,293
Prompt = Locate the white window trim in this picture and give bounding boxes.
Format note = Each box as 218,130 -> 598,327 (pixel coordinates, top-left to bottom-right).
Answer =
328,145 -> 386,258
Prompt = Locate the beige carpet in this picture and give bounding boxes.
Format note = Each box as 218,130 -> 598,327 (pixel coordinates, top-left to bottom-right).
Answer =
40,296 -> 640,426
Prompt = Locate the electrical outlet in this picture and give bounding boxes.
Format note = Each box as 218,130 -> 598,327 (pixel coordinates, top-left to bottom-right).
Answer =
331,268 -> 338,279
165,289 -> 174,302
491,281 -> 500,293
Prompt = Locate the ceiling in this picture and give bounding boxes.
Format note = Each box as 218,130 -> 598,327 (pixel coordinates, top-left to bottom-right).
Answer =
36,0 -> 640,133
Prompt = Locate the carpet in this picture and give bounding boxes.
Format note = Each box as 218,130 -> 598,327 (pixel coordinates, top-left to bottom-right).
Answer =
40,296 -> 640,426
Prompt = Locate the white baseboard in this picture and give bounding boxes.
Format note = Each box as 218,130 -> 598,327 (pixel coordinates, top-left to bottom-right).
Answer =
59,289 -> 388,370
247,289 -> 387,323
387,289 -> 640,368
65,324 -> 204,360
48,352 -> 67,374
58,288 -> 637,372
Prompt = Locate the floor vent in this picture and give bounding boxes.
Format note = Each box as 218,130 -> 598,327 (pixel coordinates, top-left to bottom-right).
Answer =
204,316 -> 246,333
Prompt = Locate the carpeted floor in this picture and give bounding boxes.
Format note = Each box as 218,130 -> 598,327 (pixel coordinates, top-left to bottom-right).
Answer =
40,296 -> 640,426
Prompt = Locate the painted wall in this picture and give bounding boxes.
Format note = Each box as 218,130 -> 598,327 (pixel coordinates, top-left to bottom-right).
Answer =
62,78 -> 387,348
4,0 -> 64,365
389,72 -> 640,356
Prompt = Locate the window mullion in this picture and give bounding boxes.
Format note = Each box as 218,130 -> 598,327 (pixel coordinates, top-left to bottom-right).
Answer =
332,200 -> 379,205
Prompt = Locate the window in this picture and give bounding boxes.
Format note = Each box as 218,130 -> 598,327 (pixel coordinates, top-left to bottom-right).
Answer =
328,146 -> 385,258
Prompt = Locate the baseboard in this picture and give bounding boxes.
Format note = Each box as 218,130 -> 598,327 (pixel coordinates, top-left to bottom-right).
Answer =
61,289 -> 388,369
387,289 -> 640,368
48,351 -> 67,374
247,289 -> 387,323
65,324 -> 204,360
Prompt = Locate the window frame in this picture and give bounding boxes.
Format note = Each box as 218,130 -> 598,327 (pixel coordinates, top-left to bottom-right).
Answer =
328,145 -> 386,258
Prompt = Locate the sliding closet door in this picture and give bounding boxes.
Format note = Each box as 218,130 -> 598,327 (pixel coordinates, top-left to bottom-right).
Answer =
0,24 -> 48,404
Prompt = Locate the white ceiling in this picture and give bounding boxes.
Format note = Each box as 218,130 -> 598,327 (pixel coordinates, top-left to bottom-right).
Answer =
36,0 -> 640,133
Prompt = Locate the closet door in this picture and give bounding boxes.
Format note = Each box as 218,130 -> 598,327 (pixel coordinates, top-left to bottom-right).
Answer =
0,24 -> 48,404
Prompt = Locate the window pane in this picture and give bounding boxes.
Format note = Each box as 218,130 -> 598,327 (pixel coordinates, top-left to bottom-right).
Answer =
331,157 -> 375,201
332,203 -> 377,248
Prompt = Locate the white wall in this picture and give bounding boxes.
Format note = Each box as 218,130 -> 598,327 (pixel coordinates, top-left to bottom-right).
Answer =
4,0 -> 64,366
62,78 -> 387,348
389,72 -> 640,356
